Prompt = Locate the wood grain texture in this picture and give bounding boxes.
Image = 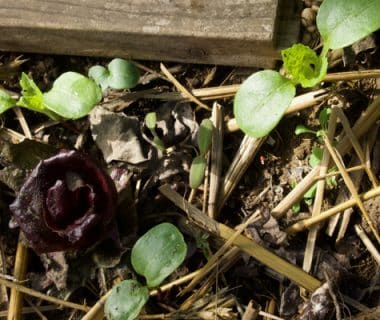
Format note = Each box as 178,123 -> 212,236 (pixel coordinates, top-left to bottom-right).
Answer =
0,0 -> 301,67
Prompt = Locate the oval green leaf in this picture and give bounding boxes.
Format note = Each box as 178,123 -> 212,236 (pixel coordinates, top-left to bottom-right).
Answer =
234,70 -> 296,138
43,72 -> 102,119
88,65 -> 110,91
145,112 -> 157,131
197,119 -> 213,156
189,156 -> 207,189
105,280 -> 149,320
131,223 -> 187,288
317,0 -> 380,49
0,90 -> 16,113
107,58 -> 140,90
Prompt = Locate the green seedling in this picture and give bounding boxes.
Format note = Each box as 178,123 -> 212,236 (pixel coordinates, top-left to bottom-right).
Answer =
0,72 -> 102,120
234,0 -> 380,139
105,223 -> 187,320
295,107 -> 331,139
144,112 -> 165,151
89,58 -> 139,91
189,118 -> 213,189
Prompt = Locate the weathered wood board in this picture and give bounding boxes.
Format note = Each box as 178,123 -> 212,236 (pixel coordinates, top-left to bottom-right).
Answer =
0,0 -> 301,67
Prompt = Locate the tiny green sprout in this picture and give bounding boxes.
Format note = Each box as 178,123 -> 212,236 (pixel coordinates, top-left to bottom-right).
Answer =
318,107 -> 331,130
295,124 -> 317,136
144,112 -> 165,152
197,118 -> 213,156
309,147 -> 323,168
189,156 -> 207,190
0,90 -> 16,114
89,58 -> 140,91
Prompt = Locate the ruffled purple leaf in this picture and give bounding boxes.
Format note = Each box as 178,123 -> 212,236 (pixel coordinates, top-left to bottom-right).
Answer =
9,150 -> 118,254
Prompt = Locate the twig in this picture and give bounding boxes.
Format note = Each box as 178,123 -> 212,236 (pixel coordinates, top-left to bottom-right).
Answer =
208,103 -> 224,218
160,63 -> 210,111
354,224 -> 380,266
286,186 -> 380,233
324,69 -> 380,82
159,185 -> 321,292
272,95 -> 380,218
0,277 -> 89,312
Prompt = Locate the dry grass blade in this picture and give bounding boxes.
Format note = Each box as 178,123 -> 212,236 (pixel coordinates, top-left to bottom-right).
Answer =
322,131 -> 380,245
354,224 -> 380,266
180,210 -> 262,296
7,240 -> 28,320
273,95 -> 380,218
160,63 -> 211,111
0,277 -> 89,312
219,136 -> 265,212
286,186 -> 380,233
323,69 -> 380,82
302,108 -> 337,274
159,185 -> 321,292
208,102 -> 224,218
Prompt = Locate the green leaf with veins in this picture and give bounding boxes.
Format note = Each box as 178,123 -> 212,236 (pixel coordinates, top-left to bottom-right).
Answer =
234,70 -> 296,138
282,44 -> 328,88
43,72 -> 102,119
317,0 -> 380,49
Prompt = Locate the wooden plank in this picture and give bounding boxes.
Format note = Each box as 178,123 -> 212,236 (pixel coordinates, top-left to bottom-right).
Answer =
0,0 -> 301,67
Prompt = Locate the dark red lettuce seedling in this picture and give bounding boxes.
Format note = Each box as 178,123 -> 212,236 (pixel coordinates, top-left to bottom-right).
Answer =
9,150 -> 118,254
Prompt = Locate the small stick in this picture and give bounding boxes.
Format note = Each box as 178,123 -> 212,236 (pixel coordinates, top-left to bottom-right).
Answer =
25,297 -> 48,320
355,224 -> 380,266
314,165 -> 364,181
324,69 -> 380,82
160,185 -> 321,292
286,186 -> 380,233
160,63 -> 210,111
208,103 -> 224,218
13,107 -> 32,139
273,95 -> 380,218
0,278 -> 89,312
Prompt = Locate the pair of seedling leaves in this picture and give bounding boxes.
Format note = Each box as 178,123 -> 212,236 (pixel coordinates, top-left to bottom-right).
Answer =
234,0 -> 380,139
0,58 -> 139,120
105,223 -> 187,320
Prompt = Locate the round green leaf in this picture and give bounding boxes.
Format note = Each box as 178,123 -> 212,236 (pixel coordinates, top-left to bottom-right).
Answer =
105,280 -> 149,320
234,70 -> 296,138
189,156 -> 207,189
107,58 -> 140,90
197,119 -> 213,156
88,65 -> 110,91
0,90 -> 16,113
131,223 -> 187,288
42,72 -> 102,119
317,0 -> 380,49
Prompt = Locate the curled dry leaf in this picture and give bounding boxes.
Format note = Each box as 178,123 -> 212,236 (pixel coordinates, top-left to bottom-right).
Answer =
9,150 -> 118,253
